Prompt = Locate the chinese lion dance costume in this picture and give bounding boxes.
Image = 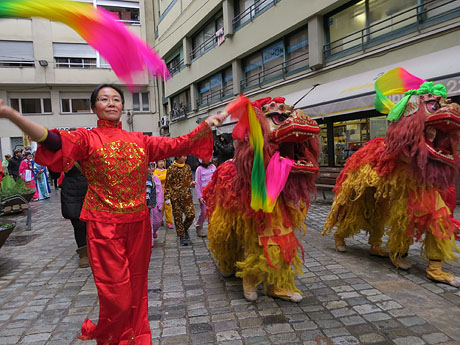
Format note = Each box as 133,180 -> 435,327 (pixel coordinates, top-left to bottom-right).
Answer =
204,96 -> 320,302
323,68 -> 460,287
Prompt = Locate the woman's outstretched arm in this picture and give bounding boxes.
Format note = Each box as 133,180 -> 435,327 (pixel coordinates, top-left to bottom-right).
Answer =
0,99 -> 48,142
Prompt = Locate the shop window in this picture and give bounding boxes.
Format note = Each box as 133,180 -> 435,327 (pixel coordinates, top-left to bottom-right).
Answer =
0,41 -> 35,67
333,120 -> 369,166
133,92 -> 150,112
319,125 -> 328,166
10,97 -> 52,114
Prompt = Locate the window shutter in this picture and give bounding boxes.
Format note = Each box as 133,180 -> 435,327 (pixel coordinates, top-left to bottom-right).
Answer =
0,41 -> 34,62
53,43 -> 97,58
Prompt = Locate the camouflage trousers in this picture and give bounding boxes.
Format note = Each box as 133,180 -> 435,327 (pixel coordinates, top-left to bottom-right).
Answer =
171,192 -> 195,238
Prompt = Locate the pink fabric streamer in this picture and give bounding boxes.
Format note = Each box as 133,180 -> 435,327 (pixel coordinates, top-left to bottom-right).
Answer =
265,152 -> 293,211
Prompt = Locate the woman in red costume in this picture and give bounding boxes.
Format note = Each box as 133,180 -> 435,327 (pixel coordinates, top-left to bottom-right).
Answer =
0,84 -> 227,345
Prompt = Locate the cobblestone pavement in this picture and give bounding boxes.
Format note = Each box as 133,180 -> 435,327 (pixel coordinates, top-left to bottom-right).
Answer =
0,190 -> 459,345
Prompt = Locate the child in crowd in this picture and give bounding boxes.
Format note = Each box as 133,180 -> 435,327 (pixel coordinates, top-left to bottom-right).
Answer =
154,159 -> 174,229
164,155 -> 195,246
19,151 -> 38,201
194,159 -> 216,237
147,164 -> 164,246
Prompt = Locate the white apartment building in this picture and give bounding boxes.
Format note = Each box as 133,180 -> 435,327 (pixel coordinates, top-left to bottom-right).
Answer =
153,0 -> 460,168
0,0 -> 161,157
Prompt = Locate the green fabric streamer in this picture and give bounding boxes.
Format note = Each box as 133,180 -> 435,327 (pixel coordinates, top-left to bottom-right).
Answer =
387,82 -> 447,122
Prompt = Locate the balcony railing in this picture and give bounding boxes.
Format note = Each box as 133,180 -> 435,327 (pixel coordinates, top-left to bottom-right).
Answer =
233,0 -> 281,30
190,34 -> 218,61
241,50 -> 309,91
197,84 -> 233,108
170,103 -> 191,121
169,59 -> 185,77
324,0 -> 460,60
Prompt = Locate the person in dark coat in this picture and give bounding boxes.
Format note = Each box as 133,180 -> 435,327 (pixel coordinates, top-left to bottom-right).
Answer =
213,132 -> 234,166
8,148 -> 23,180
48,169 -> 61,190
61,162 -> 89,268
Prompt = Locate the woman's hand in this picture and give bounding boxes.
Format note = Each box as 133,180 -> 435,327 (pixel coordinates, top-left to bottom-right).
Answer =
199,197 -> 206,205
0,99 -> 17,119
205,112 -> 229,127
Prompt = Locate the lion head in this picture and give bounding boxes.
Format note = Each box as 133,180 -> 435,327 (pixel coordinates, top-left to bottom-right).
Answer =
380,90 -> 460,188
233,97 -> 320,206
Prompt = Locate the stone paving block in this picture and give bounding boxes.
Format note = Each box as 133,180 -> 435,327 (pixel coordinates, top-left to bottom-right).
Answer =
315,319 -> 342,329
323,327 -> 350,338
190,332 -> 215,344
331,335 -> 360,344
352,304 -> 382,315
216,330 -> 241,342
268,332 -> 301,344
359,333 -> 386,343
362,312 -> 391,322
0,336 -> 21,344
339,315 -> 366,326
399,316 -> 427,327
421,332 -> 450,345
393,336 -> 426,345
19,332 -> 51,343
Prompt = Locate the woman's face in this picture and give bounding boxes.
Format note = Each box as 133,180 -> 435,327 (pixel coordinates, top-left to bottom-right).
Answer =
157,160 -> 165,169
92,87 -> 123,122
25,154 -> 32,160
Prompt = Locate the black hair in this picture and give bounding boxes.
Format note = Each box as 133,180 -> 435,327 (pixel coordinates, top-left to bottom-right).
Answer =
90,84 -> 125,109
24,151 -> 32,157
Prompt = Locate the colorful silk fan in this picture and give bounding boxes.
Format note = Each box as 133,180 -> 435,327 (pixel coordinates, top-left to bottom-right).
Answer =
226,96 -> 293,212
0,0 -> 170,89
374,67 -> 425,121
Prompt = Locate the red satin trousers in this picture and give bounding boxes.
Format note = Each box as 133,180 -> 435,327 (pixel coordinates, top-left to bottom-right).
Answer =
79,218 -> 152,345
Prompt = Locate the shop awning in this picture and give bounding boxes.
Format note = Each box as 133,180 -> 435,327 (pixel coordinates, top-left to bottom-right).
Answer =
283,45 -> 460,119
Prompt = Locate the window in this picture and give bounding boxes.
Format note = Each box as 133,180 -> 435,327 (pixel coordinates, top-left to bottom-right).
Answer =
243,53 -> 263,88
198,67 -> 233,106
286,29 -> 309,72
53,43 -> 97,68
325,0 -> 419,56
170,90 -> 191,120
133,92 -> 150,112
166,53 -> 184,76
96,0 -> 140,24
61,95 -> 91,114
191,13 -> 223,60
10,96 -> 52,114
0,41 -> 34,67
233,0 -> 281,29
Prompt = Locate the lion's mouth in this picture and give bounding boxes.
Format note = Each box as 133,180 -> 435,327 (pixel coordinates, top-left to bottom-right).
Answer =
424,111 -> 460,165
278,142 -> 318,174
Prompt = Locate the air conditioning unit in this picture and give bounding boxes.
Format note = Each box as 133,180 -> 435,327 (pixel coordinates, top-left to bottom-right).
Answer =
160,116 -> 169,128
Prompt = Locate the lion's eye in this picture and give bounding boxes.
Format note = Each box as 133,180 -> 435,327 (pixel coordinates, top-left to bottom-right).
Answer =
426,100 -> 440,112
270,113 -> 289,125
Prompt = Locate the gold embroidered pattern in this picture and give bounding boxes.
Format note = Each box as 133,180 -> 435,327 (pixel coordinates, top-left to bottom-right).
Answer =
83,141 -> 148,214
189,123 -> 212,142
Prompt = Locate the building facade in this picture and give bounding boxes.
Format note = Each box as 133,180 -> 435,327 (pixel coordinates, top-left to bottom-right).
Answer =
0,0 -> 161,157
153,0 -> 460,167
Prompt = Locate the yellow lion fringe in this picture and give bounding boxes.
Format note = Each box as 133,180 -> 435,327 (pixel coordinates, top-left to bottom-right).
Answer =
323,164 -> 460,262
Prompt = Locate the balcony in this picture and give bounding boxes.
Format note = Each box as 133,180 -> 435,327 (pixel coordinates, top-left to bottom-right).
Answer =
324,0 -> 460,61
233,0 -> 281,31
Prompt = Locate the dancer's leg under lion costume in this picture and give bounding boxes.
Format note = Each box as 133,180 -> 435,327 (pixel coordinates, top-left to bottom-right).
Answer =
204,97 -> 320,302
